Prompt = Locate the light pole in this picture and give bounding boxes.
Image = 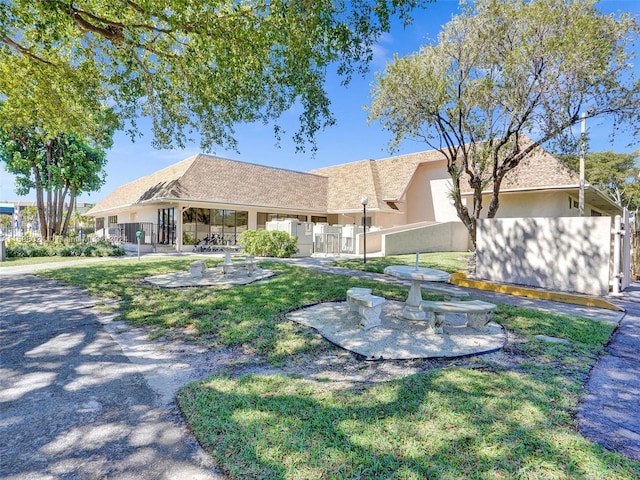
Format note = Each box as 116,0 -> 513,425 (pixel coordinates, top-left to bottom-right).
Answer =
579,107 -> 595,217
361,196 -> 368,264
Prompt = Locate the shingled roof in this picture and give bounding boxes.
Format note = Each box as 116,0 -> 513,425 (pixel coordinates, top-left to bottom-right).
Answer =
459,145 -> 580,194
310,150 -> 446,212
87,143 -> 617,218
86,154 -> 327,215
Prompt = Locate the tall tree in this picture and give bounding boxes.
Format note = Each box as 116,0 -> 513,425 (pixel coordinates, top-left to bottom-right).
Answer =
1,0 -> 432,152
559,151 -> 640,211
0,128 -> 111,240
369,0 -> 640,247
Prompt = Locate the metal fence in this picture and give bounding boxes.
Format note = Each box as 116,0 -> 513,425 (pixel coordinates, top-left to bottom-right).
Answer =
113,222 -> 157,245
313,233 -> 357,255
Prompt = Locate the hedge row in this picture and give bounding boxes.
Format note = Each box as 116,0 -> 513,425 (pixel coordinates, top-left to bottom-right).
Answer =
5,239 -> 125,258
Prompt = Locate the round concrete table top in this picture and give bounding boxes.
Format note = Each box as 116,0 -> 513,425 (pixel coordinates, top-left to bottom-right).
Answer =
383,265 -> 451,282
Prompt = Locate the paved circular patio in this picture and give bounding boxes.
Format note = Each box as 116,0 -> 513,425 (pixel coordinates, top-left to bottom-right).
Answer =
288,300 -> 506,360
144,265 -> 275,288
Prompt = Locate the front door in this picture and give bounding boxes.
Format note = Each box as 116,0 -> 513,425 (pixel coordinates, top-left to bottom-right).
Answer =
157,208 -> 176,245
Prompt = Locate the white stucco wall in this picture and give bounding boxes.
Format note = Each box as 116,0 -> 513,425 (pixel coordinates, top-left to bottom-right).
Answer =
476,217 -> 612,296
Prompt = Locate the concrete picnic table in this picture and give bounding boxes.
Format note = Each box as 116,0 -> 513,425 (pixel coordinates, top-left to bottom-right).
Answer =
221,244 -> 243,263
384,265 -> 451,320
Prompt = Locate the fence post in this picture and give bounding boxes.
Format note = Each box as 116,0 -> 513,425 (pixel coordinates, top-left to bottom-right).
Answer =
612,215 -> 622,295
622,209 -> 631,289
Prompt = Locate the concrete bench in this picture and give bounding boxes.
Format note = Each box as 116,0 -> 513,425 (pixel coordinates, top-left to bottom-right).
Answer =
420,300 -> 497,332
222,256 -> 257,275
346,287 -> 385,330
421,284 -> 470,302
189,260 -> 207,277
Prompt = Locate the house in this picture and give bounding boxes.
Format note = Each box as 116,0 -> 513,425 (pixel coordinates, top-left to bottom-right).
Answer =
86,145 -> 622,255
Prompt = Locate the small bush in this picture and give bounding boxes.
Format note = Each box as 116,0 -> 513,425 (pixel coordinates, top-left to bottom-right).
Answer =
7,244 -> 29,257
238,230 -> 298,258
183,232 -> 195,245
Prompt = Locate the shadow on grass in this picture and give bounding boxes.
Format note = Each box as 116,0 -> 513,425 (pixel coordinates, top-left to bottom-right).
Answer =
178,368 -> 639,479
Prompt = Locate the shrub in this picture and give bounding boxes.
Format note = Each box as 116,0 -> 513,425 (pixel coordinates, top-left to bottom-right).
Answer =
183,232 -> 195,245
5,237 -> 124,258
238,230 -> 298,258
7,244 -> 29,257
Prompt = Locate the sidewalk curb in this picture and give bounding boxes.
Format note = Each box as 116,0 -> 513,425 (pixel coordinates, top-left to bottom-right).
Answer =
450,272 -> 623,312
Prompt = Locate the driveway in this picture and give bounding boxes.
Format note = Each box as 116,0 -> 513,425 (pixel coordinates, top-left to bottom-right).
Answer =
0,273 -> 223,479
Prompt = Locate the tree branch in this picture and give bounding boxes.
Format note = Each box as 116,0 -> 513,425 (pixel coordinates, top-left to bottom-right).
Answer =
2,36 -> 56,66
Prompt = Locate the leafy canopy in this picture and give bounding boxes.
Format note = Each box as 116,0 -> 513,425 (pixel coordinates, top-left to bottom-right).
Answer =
0,0 -> 431,151
559,151 -> 640,211
369,0 -> 640,246
0,127 -> 112,239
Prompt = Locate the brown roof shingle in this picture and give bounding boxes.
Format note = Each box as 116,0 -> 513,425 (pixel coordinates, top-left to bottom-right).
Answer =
87,154 -> 327,215
87,143 -> 592,218
310,150 -> 446,211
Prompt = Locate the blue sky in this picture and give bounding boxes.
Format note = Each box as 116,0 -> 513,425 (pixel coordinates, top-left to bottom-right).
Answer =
1,0 -> 638,203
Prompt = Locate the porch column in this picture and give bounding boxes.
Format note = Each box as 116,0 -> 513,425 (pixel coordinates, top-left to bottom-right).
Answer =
176,204 -> 184,252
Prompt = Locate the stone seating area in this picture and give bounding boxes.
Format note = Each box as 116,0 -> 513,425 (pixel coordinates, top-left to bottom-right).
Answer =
420,300 -> 497,332
421,284 -> 470,301
222,255 -> 257,276
346,287 -> 386,330
189,260 -> 207,278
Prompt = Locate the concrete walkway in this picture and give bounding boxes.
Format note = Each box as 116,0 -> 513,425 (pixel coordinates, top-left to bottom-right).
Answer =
0,272 -> 223,479
577,282 -> 640,461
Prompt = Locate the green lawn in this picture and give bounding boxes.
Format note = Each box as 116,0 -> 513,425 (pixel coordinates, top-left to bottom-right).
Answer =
38,257 -> 640,479
333,252 -> 473,274
0,255 -> 100,267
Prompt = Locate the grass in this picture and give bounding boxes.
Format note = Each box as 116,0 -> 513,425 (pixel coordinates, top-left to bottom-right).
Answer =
333,252 -> 473,274
0,255 -> 105,267
37,256 -> 640,479
39,257 -> 414,360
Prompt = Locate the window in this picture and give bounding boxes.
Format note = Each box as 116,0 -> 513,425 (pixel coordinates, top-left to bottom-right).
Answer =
183,208 -> 248,245
108,215 -> 117,226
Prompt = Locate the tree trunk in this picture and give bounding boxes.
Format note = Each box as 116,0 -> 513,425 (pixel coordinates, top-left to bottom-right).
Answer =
32,164 -> 48,240
62,188 -> 75,236
46,142 -> 53,241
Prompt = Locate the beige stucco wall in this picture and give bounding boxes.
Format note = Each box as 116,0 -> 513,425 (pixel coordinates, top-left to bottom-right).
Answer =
476,216 -> 613,295
472,190 -> 607,219
382,221 -> 470,255
405,162 -> 459,224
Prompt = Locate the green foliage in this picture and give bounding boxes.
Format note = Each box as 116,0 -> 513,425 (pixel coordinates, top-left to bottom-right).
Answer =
0,127 -> 112,240
558,151 -> 640,210
238,230 -> 298,258
370,0 -> 640,246
5,238 -> 123,258
182,232 -> 195,246
0,0 -> 432,151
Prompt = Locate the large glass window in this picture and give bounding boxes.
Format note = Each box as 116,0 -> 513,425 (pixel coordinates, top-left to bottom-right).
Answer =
183,207 -> 248,246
